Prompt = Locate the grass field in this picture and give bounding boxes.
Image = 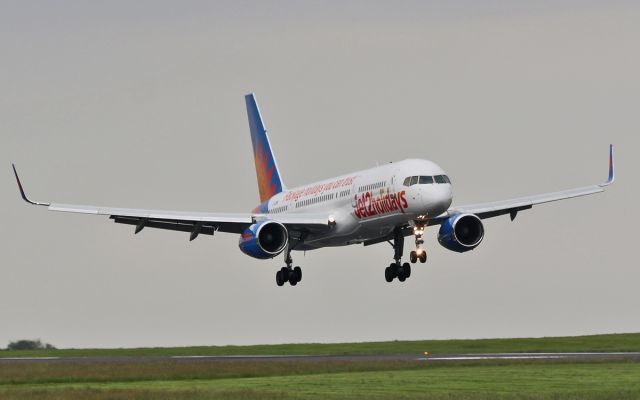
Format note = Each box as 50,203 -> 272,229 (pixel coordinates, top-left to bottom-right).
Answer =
1,333 -> 639,400
2,332 -> 639,358
2,361 -> 640,400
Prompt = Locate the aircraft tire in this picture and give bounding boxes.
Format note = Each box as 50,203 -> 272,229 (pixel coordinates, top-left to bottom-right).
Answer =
280,267 -> 290,281
403,263 -> 411,278
419,252 -> 427,263
390,263 -> 398,277
276,271 -> 285,286
384,266 -> 394,282
293,266 -> 302,282
410,251 -> 417,263
289,275 -> 298,286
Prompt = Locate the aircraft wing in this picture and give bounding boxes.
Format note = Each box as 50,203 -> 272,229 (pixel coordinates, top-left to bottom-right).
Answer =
12,165 -> 333,240
438,144 -> 615,222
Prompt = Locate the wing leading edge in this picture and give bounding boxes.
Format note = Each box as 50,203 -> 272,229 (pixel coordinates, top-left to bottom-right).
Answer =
441,144 -> 615,221
11,165 -> 332,240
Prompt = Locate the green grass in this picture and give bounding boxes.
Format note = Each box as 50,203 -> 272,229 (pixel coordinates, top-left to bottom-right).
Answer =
2,332 -> 639,358
1,361 -> 640,400
2,333 -> 639,399
0,360 -> 426,385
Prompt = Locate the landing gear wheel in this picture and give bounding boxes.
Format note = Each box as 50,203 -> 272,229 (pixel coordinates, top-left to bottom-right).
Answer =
289,275 -> 298,286
419,251 -> 427,263
385,265 -> 394,282
390,263 -> 398,279
409,251 -> 417,264
280,267 -> 290,282
403,262 -> 411,278
293,266 -> 302,283
398,268 -> 406,282
276,271 -> 285,286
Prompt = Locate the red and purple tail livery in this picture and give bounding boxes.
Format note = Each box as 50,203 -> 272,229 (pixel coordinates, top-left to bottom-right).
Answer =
245,93 -> 285,203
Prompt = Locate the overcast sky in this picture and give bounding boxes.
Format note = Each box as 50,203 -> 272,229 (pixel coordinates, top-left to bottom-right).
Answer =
1,1 -> 638,349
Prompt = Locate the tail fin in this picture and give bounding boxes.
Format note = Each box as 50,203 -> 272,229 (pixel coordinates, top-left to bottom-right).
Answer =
245,93 -> 285,202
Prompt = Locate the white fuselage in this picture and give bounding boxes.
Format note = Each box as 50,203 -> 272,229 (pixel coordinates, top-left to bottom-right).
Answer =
259,159 -> 453,250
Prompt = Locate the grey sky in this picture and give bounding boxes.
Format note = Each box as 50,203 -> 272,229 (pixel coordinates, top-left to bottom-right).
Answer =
1,1 -> 638,348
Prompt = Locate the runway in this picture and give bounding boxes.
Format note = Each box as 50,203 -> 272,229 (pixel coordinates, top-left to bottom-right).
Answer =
1,352 -> 639,364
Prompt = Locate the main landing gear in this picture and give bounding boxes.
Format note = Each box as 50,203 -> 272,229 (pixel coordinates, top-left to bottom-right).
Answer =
384,222 -> 428,283
385,227 -> 412,283
276,246 -> 302,287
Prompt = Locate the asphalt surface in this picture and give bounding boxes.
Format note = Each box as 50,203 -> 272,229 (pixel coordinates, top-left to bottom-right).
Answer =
1,352 -> 639,364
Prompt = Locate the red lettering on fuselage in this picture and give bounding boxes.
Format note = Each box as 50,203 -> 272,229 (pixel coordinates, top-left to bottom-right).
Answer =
283,176 -> 356,202
353,190 -> 408,219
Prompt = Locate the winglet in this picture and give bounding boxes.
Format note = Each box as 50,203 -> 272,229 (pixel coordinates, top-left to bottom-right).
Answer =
600,144 -> 615,187
11,164 -> 50,206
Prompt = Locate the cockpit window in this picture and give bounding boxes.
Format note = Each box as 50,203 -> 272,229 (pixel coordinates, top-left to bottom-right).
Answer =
404,175 -> 446,186
434,175 -> 451,184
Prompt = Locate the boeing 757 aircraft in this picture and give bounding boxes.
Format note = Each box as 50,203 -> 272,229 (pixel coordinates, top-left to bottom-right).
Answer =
13,94 -> 615,286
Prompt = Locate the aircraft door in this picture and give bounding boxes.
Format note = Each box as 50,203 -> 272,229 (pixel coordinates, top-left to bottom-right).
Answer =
391,171 -> 399,194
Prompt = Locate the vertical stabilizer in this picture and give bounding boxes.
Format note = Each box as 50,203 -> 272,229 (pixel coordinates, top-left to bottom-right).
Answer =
245,93 -> 285,202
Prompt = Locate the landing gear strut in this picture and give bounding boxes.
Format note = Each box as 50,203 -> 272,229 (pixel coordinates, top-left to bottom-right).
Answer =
409,222 -> 427,264
276,245 -> 302,287
384,227 -> 412,283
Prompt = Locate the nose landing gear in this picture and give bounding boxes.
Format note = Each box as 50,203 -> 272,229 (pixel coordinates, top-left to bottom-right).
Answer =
409,223 -> 427,264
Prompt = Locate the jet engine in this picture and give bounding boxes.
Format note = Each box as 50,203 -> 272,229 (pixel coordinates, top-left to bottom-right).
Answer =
239,220 -> 289,259
438,213 -> 484,253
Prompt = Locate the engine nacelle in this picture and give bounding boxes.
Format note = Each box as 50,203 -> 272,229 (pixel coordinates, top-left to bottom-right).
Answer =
239,221 -> 289,259
438,213 -> 485,253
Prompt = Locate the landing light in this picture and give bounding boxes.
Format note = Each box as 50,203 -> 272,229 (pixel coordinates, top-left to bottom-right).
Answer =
328,215 -> 336,226
416,249 -> 424,255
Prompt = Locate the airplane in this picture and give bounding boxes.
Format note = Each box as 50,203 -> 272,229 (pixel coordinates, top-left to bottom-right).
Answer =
12,93 -> 615,287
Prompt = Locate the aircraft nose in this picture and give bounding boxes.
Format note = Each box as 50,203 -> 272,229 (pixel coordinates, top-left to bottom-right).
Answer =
421,184 -> 452,216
